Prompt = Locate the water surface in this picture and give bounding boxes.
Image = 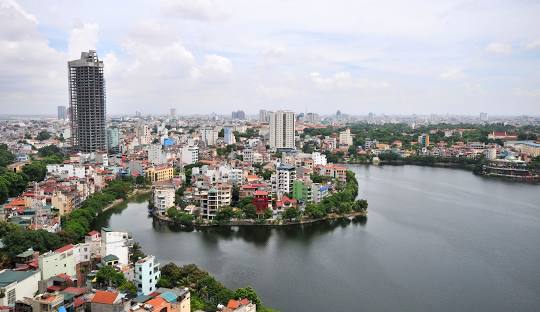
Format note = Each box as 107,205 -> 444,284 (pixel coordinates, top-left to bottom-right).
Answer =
101,165 -> 540,312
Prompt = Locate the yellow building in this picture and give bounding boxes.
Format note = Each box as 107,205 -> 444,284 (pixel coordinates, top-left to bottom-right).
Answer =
146,165 -> 174,183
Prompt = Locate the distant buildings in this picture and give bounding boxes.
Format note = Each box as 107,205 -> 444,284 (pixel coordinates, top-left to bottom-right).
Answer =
269,111 -> 295,150
57,106 -> 67,120
68,50 -> 106,153
488,131 -> 518,141
259,109 -> 270,122
231,110 -> 246,120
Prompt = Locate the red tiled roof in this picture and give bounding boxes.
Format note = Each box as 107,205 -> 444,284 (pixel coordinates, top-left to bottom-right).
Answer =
87,230 -> 100,236
227,299 -> 240,309
240,298 -> 250,305
54,244 -> 74,253
92,291 -> 118,304
253,190 -> 268,196
73,297 -> 85,307
63,287 -> 87,296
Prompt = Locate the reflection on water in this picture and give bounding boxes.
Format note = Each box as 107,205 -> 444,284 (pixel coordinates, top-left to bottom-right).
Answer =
150,216 -> 368,246
100,166 -> 540,312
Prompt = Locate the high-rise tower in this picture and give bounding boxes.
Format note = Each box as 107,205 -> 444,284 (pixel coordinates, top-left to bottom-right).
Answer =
68,50 -> 106,153
269,111 -> 295,150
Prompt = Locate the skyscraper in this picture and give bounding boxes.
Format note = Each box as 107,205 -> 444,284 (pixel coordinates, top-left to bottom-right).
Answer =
231,110 -> 246,120
224,126 -> 235,145
68,50 -> 106,153
269,111 -> 295,150
57,106 -> 67,120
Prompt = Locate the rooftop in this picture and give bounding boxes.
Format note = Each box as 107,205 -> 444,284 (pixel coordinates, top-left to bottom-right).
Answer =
0,270 -> 37,287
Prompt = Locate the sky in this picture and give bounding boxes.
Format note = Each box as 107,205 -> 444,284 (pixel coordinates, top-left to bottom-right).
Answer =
1,0 -> 540,116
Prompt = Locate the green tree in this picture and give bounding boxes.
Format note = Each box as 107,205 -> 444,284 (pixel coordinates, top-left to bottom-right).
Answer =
282,207 -> 299,220
36,131 -> 51,141
234,286 -> 262,306
241,203 -> 257,219
22,161 -> 47,182
96,266 -> 126,288
130,242 -> 146,264
0,144 -> 15,168
215,207 -> 234,222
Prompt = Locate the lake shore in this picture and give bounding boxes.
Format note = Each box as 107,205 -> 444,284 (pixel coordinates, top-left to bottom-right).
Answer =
152,210 -> 368,228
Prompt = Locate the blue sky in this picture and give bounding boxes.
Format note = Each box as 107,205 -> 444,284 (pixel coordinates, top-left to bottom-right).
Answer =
1,0 -> 539,115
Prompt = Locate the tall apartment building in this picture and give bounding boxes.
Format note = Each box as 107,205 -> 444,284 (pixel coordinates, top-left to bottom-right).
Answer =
106,127 -> 120,153
269,111 -> 296,150
200,127 -> 219,146
152,182 -> 176,216
181,146 -> 199,165
259,109 -> 270,122
198,184 -> 232,219
57,105 -> 67,120
134,255 -> 160,295
101,227 -> 130,265
271,164 -> 296,197
68,50 -> 106,153
224,126 -> 235,145
339,128 -> 353,147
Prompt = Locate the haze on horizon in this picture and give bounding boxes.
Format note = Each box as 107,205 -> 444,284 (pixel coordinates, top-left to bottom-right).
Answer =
1,0 -> 540,116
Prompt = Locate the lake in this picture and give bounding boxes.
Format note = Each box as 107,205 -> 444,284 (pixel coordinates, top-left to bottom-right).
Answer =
98,165 -> 540,312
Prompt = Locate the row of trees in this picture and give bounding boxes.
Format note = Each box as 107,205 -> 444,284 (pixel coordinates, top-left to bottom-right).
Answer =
158,263 -> 275,312
63,179 -> 135,239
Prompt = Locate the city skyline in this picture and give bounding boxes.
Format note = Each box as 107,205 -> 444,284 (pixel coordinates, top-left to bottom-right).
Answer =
1,1 -> 540,116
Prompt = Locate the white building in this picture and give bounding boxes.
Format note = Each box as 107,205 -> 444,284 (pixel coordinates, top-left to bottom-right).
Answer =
243,149 -> 254,163
147,144 -> 166,165
0,270 -> 41,307
312,152 -> 327,166
269,111 -> 295,150
46,164 -> 85,179
38,244 -> 77,280
339,128 -> 353,147
200,127 -> 219,146
134,255 -> 160,295
271,164 -> 296,197
198,184 -> 232,219
153,183 -> 176,216
101,227 -> 130,265
181,146 -> 199,165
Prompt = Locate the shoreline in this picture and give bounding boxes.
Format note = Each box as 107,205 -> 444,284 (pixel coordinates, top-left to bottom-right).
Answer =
342,161 -> 540,183
152,210 -> 368,228
101,188 -> 151,213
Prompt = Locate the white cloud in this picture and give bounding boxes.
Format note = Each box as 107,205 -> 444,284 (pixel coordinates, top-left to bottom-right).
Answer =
485,42 -> 512,54
513,88 -> 540,98
439,68 -> 466,81
525,40 -> 540,50
160,0 -> 227,21
310,72 -> 389,91
68,23 -> 99,60
0,0 -> 37,24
